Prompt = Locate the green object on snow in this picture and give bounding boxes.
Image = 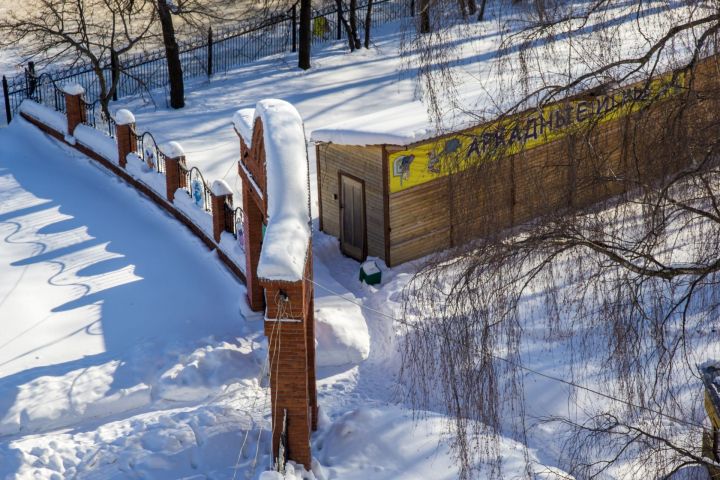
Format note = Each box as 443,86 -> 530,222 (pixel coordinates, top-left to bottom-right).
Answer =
359,260 -> 382,285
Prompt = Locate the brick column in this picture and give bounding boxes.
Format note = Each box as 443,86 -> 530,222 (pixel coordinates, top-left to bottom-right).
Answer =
304,250 -> 318,431
163,141 -> 186,203
114,109 -> 137,169
210,180 -> 233,243
262,275 -> 313,470
243,184 -> 265,311
63,84 -> 86,135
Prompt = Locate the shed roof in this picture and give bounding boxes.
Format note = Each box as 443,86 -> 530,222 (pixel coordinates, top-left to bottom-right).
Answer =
310,101 -> 479,147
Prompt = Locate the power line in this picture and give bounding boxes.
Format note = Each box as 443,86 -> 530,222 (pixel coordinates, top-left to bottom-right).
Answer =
304,275 -> 709,431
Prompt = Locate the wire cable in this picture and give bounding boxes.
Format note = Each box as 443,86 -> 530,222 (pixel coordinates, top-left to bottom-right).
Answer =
303,274 -> 710,431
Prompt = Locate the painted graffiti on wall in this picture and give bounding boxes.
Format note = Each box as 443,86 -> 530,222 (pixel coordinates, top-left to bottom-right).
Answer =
388,72 -> 686,193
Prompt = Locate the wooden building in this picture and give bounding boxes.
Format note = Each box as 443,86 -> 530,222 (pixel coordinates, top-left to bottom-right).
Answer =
311,56 -> 720,267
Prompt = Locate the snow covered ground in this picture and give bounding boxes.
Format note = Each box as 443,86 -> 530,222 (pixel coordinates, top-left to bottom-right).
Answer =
0,113 -> 563,478
2,1 -> 718,478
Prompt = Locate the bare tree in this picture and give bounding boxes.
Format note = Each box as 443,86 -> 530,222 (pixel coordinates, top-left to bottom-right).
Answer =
400,1 -> 720,478
0,0 -> 156,118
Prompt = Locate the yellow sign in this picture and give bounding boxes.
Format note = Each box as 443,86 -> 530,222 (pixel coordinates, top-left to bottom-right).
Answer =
388,72 -> 686,193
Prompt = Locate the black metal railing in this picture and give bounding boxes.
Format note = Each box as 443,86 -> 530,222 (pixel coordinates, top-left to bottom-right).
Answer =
23,73 -> 67,114
81,99 -> 117,138
136,131 -> 167,174
2,0 -> 410,125
182,165 -> 213,213
230,205 -> 245,240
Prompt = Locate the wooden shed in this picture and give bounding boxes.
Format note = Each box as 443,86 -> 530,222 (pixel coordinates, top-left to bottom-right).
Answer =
311,59 -> 718,267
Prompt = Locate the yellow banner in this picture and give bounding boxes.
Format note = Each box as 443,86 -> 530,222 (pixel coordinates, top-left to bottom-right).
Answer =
388,73 -> 686,193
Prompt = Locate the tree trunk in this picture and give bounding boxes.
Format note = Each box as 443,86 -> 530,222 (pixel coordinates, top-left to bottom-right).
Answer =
349,0 -> 361,50
419,0 -> 430,33
157,0 -> 184,109
477,0 -> 487,21
364,0 -> 373,49
335,0 -> 356,52
458,0 -> 467,18
467,0 -> 476,16
298,0 -> 312,70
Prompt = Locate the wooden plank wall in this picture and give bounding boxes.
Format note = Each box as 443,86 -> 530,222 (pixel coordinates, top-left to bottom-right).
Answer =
317,143 -> 386,258
388,179 -> 451,265
385,55 -> 720,266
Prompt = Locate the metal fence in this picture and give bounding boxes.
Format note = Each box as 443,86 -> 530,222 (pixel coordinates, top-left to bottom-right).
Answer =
2,0 -> 412,126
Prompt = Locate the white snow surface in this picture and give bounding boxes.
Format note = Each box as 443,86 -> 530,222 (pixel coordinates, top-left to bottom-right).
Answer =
0,118 -> 554,479
73,124 -> 119,163
18,100 -> 68,135
253,99 -> 311,283
113,108 -> 135,126
211,178 -> 233,197
160,140 -> 185,158
3,3 -> 715,478
311,101 -> 440,146
233,108 -> 255,145
313,254 -> 370,367
60,83 -> 85,96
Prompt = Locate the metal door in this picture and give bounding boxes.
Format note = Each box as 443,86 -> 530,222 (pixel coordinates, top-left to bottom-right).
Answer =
340,174 -> 366,260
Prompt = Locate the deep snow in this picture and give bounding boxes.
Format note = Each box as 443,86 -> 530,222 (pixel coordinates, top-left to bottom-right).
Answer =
0,116 -> 562,478
2,1 -> 717,478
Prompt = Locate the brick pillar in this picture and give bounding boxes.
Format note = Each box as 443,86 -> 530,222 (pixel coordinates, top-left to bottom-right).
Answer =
263,277 -> 313,470
210,180 -> 233,243
304,249 -> 318,431
243,184 -> 265,311
162,141 -> 186,203
64,86 -> 86,135
114,109 -> 136,169
164,156 -> 185,202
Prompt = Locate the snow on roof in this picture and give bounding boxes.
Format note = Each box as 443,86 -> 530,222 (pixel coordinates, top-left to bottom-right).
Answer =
232,108 -> 255,146
310,101 -> 478,147
114,109 -> 136,126
251,99 -> 311,283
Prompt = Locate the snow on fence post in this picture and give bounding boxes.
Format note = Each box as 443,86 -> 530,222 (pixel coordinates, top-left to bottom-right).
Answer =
62,83 -> 86,135
162,141 -> 186,203
210,179 -> 233,243
114,109 -> 137,169
234,100 -> 317,469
